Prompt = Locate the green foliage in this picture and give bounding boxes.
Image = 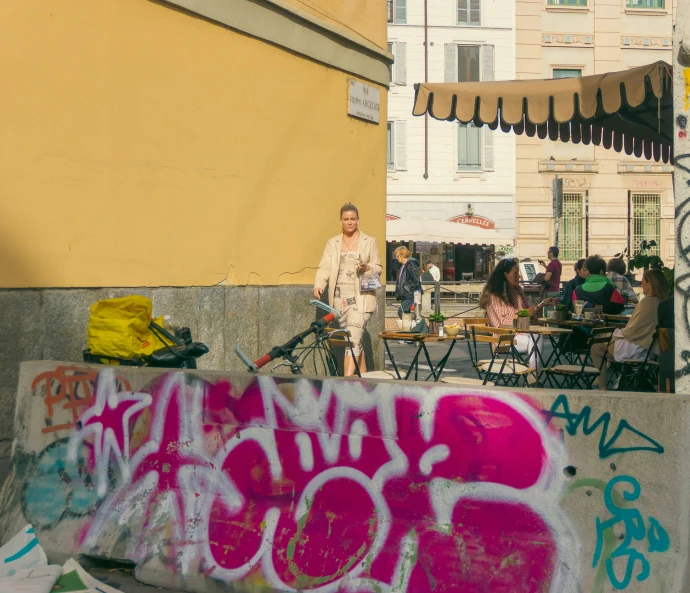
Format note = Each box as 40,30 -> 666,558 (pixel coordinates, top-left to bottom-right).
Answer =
517,309 -> 531,318
428,313 -> 446,322
555,304 -> 567,311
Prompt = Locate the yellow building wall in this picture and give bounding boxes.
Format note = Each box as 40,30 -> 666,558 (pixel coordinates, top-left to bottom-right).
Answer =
0,0 -> 387,288
280,0 -> 388,50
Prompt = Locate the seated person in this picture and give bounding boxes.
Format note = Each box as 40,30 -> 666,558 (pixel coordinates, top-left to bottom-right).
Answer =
606,257 -> 639,304
591,268 -> 668,390
573,255 -> 625,315
479,259 -> 554,370
561,259 -> 588,311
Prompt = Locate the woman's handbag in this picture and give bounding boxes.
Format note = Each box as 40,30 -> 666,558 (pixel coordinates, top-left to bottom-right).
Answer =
360,272 -> 382,292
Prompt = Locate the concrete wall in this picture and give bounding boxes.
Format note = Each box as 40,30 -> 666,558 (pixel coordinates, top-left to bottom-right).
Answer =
0,290 -> 385,454
0,361 -> 687,592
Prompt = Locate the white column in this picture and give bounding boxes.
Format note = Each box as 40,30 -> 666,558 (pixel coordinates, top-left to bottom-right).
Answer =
674,2 -> 690,392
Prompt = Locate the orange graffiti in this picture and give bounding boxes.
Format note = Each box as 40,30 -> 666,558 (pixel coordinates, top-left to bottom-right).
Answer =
31,365 -> 131,433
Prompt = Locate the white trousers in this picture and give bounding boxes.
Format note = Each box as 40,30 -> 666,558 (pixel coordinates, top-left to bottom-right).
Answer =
514,334 -> 543,371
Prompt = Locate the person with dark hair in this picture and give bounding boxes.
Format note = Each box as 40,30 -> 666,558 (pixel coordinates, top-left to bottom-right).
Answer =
538,246 -> 562,300
573,255 -> 625,315
591,268 -> 669,389
607,258 -> 638,304
560,259 -> 589,311
479,259 -> 555,369
314,202 -> 382,376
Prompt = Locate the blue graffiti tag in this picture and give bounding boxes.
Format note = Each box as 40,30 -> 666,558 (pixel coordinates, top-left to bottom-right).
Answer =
21,439 -> 116,529
544,394 -> 664,458
593,475 -> 670,590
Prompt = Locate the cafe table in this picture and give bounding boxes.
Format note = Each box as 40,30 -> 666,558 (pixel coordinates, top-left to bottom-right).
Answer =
500,324 -> 573,387
379,332 -> 465,382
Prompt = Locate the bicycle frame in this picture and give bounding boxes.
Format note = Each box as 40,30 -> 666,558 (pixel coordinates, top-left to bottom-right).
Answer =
236,300 -> 342,375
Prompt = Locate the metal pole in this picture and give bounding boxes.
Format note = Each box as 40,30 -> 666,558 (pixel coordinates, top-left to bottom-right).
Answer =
434,282 -> 441,315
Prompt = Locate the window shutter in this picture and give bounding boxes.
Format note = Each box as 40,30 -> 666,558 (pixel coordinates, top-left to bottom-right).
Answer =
483,126 -> 494,171
395,120 -> 407,171
481,44 -> 494,81
481,45 -> 495,170
445,44 -> 458,83
395,0 -> 407,24
470,0 -> 481,25
394,42 -> 407,85
458,0 -> 468,24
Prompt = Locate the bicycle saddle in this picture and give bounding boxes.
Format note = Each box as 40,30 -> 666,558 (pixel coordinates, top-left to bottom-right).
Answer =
149,342 -> 209,367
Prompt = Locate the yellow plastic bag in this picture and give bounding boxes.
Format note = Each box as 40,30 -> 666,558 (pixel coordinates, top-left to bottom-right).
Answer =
87,295 -> 173,360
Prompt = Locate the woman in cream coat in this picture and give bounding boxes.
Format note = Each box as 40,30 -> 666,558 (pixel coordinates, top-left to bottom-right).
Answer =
314,203 -> 382,376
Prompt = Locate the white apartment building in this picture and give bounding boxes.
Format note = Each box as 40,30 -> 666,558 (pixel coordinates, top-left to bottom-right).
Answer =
387,0 -> 516,282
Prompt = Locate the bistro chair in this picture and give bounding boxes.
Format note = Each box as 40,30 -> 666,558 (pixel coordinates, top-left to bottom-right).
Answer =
543,326 -> 615,389
325,328 -> 361,377
440,377 -> 496,387
616,328 -> 660,392
468,326 -> 534,387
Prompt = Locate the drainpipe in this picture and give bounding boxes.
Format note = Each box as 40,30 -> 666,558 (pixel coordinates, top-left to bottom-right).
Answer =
423,0 -> 429,179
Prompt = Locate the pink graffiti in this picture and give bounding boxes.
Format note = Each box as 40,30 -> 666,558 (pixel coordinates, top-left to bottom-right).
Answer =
68,370 -> 579,593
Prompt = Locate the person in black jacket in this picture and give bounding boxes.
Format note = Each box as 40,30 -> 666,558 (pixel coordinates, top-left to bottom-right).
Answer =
658,296 -> 674,393
394,246 -> 422,318
560,259 -> 588,311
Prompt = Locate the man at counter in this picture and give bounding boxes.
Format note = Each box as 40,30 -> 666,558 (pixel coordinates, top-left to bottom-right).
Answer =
538,246 -> 562,299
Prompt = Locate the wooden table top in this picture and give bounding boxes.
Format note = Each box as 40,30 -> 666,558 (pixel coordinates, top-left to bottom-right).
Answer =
500,325 -> 572,335
380,332 -> 465,342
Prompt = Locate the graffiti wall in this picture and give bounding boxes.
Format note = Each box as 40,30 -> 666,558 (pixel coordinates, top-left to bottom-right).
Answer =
0,362 -> 686,593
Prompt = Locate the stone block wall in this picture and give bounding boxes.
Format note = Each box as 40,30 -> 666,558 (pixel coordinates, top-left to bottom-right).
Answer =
0,287 -> 385,452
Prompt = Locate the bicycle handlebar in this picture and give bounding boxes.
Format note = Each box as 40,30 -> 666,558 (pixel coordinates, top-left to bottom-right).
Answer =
235,300 -> 341,372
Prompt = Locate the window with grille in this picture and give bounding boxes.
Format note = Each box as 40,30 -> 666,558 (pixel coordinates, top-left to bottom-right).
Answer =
458,0 -> 480,25
626,0 -> 663,8
560,194 -> 583,261
631,194 -> 661,254
547,0 -> 587,5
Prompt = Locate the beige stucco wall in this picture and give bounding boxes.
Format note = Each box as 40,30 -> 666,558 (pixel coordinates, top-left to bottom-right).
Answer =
516,0 -> 675,265
0,0 -> 387,288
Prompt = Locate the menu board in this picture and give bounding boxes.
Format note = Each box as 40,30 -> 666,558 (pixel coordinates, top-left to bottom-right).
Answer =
520,262 -> 538,282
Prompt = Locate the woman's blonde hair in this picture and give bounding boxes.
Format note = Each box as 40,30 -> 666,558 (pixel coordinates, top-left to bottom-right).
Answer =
643,268 -> 669,299
394,246 -> 411,259
340,202 -> 359,218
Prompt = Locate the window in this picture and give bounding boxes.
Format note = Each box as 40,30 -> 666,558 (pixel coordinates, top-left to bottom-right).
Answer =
560,194 -> 583,261
388,121 -> 406,171
547,0 -> 587,5
458,123 -> 481,170
388,0 -> 406,24
389,42 -> 407,85
553,68 -> 582,79
631,194 -> 661,255
626,0 -> 664,7
458,0 -> 480,25
458,46 -> 480,82
387,123 -> 395,170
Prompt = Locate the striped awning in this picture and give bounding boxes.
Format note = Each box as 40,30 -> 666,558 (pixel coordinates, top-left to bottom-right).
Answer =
413,61 -> 673,162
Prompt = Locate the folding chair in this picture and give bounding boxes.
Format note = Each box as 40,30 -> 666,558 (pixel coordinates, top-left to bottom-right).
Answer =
325,328 -> 360,377
469,326 -> 534,387
618,328 -> 660,392
543,327 -> 615,389
461,318 -> 489,340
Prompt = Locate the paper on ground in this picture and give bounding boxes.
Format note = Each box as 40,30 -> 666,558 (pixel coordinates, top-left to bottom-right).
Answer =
0,525 -> 48,577
54,558 -> 124,593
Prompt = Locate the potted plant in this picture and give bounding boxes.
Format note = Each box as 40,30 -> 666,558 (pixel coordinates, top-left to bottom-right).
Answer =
428,312 -> 446,334
516,309 -> 531,330
554,303 -> 567,321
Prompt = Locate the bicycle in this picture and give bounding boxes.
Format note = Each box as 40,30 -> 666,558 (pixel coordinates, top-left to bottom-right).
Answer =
235,300 -> 359,376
